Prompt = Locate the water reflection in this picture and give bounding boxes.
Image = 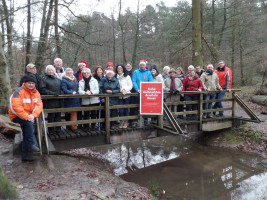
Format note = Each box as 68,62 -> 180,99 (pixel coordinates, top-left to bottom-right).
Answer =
91,136 -> 266,199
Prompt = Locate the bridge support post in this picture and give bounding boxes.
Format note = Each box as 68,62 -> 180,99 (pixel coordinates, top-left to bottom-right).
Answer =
199,93 -> 203,131
105,97 -> 110,144
232,92 -> 236,117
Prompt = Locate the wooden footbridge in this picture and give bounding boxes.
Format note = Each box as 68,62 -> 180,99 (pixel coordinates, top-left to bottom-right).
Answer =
33,90 -> 262,154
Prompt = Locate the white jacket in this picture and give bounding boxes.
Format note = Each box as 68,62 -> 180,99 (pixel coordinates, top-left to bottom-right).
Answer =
153,74 -> 165,89
116,74 -> 133,99
79,77 -> 99,105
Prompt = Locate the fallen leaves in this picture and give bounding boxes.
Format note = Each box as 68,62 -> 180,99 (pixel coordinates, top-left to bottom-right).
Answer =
16,185 -> 23,189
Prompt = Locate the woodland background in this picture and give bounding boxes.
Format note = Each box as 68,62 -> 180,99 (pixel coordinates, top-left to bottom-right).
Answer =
0,0 -> 267,112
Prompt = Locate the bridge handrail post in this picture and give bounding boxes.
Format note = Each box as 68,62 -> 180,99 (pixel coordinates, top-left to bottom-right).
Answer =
199,92 -> 203,131
232,91 -> 236,117
105,96 -> 111,144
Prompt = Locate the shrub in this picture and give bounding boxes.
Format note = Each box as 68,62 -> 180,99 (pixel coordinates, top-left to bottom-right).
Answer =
0,167 -> 18,199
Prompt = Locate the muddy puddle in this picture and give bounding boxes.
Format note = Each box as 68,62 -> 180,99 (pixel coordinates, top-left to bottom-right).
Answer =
90,136 -> 267,199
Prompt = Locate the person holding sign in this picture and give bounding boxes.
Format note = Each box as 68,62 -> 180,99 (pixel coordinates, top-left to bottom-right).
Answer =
132,59 -> 154,127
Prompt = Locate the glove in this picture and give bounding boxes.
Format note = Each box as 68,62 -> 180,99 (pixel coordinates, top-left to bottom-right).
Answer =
170,90 -> 175,95
175,90 -> 180,94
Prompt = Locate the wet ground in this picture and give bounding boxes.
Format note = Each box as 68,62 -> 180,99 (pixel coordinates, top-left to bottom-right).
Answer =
90,136 -> 267,200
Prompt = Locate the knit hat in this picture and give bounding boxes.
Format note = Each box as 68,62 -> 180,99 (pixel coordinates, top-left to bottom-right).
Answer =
106,62 -> 114,68
139,59 -> 147,66
206,64 -> 213,69
78,60 -> 88,68
26,63 -> 36,69
105,70 -> 115,76
150,65 -> 159,75
23,74 -> 36,84
169,68 -> 176,74
163,66 -> 170,71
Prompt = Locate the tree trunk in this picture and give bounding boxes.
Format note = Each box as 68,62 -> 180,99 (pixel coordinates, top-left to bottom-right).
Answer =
35,0 -> 54,74
192,0 -> 203,67
218,0 -> 227,48
118,0 -> 127,64
26,0 -> 31,65
211,0 -> 215,46
238,26 -> 245,85
2,0 -> 13,67
231,0 -> 237,84
112,14 -> 116,64
132,0 -> 140,69
0,33 -> 11,114
54,0 -> 61,58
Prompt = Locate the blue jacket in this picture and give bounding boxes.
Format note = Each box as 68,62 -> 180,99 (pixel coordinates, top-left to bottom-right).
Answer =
99,76 -> 120,106
132,68 -> 154,92
61,77 -> 81,108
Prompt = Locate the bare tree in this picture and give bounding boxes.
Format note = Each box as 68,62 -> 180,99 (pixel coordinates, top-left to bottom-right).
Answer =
35,0 -> 54,74
54,0 -> 61,58
0,33 -> 11,113
26,0 -> 31,65
132,0 -> 140,69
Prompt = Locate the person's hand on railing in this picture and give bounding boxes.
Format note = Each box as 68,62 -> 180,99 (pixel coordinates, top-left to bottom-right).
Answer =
86,90 -> 91,95
121,89 -> 126,95
181,94 -> 184,97
101,98 -> 105,103
198,89 -> 202,92
170,90 -> 175,95
227,89 -> 231,92
137,90 -> 140,93
174,90 -> 180,94
106,90 -> 112,94
73,91 -> 77,95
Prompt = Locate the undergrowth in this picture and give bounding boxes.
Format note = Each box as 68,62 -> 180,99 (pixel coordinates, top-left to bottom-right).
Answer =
0,167 -> 18,199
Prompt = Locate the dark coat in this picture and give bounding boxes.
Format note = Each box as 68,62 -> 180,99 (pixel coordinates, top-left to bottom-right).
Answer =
61,77 -> 80,108
99,76 -> 120,106
40,74 -> 62,109
19,72 -> 45,92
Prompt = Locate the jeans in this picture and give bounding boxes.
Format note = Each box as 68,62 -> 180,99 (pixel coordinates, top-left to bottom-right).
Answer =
110,109 -> 117,126
185,95 -> 199,119
13,117 -> 36,160
129,95 -> 139,124
83,103 -> 98,129
47,112 -> 61,133
118,98 -> 130,118
204,94 -> 216,116
213,92 -> 225,115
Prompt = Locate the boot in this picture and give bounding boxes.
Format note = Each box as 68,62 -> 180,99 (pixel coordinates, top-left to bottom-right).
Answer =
123,121 -> 128,129
119,121 -> 124,129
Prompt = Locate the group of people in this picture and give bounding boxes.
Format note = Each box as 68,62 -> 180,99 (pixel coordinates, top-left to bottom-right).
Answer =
9,58 -> 232,162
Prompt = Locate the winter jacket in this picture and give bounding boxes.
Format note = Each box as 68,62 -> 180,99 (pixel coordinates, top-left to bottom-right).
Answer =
200,72 -> 222,91
182,76 -> 203,96
196,69 -> 205,77
99,76 -> 120,106
61,76 -> 80,108
164,77 -> 183,102
132,68 -> 154,92
40,74 -> 62,109
19,72 -> 45,92
162,73 -> 170,79
54,66 -> 65,80
9,83 -> 43,121
116,74 -> 133,99
176,74 -> 185,82
215,66 -> 232,89
153,74 -> 165,89
79,77 -> 100,105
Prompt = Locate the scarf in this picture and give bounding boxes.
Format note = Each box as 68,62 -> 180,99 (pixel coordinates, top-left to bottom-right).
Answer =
64,75 -> 75,82
217,66 -> 225,71
207,70 -> 213,75
170,77 -> 176,91
83,76 -> 91,92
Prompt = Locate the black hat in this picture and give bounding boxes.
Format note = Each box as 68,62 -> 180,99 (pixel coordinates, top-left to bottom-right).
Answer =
23,74 -> 36,84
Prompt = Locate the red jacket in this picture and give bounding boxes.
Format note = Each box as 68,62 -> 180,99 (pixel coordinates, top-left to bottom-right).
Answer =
9,83 -> 43,121
182,76 -> 203,96
215,66 -> 232,89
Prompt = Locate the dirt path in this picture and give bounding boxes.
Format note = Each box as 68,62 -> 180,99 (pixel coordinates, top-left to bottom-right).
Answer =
0,133 -> 154,200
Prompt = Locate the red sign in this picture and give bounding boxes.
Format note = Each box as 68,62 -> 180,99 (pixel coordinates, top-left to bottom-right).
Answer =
140,82 -> 163,115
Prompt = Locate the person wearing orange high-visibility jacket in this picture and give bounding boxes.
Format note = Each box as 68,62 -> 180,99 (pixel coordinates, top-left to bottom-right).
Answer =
9,74 -> 43,162
213,60 -> 232,117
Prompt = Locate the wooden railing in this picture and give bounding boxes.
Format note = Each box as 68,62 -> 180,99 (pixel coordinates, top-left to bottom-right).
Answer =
38,89 -> 262,153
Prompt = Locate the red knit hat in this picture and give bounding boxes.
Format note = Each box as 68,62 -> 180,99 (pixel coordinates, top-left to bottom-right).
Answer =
106,62 -> 114,68
78,60 -> 88,68
139,59 -> 146,66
